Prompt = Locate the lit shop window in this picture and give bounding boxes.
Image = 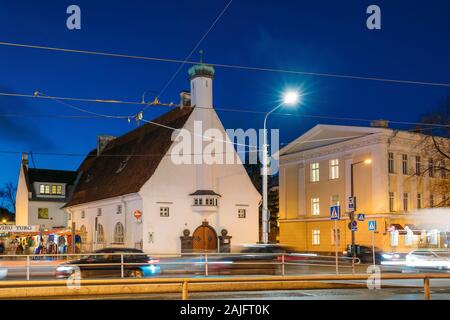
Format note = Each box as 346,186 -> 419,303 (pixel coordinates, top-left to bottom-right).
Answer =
390,230 -> 399,247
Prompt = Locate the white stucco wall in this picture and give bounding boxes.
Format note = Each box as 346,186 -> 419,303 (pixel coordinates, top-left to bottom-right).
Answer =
67,194 -> 143,251
28,201 -> 67,229
139,109 -> 261,254
15,166 -> 29,225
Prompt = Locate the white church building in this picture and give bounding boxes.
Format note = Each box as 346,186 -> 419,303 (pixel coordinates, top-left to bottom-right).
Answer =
64,64 -> 261,254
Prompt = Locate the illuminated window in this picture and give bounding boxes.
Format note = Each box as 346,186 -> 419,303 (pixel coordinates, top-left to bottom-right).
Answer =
390,230 -> 399,247
311,198 -> 320,216
331,195 -> 340,207
329,159 -> 339,180
417,193 -> 422,209
40,184 -> 52,195
405,229 -> 413,246
310,163 -> 320,182
312,229 -> 320,245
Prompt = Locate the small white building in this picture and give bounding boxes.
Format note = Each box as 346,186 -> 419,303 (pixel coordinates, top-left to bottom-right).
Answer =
64,65 -> 261,254
15,155 -> 78,229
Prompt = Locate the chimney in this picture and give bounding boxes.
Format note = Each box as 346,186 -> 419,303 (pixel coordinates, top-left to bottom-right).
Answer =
370,119 -> 389,128
179,91 -> 191,109
21,153 -> 29,168
97,135 -> 116,155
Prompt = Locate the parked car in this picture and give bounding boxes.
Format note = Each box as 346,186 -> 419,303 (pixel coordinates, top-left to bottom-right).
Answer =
55,247 -> 161,279
404,249 -> 450,272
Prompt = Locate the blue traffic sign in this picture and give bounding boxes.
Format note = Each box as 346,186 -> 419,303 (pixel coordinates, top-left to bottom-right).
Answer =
330,205 -> 340,220
357,213 -> 365,221
368,220 -> 377,231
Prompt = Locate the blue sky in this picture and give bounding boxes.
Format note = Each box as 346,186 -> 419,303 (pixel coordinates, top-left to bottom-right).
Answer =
0,0 -> 449,187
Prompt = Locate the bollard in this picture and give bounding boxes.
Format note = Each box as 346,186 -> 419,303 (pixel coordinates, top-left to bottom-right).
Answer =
182,281 -> 189,300
26,255 -> 30,281
424,277 -> 431,300
120,254 -> 124,278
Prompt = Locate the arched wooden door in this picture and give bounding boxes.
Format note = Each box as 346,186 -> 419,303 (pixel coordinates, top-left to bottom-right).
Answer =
193,224 -> 217,251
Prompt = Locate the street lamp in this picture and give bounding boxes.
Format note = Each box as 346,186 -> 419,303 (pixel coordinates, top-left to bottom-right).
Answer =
261,90 -> 300,244
349,158 -> 372,271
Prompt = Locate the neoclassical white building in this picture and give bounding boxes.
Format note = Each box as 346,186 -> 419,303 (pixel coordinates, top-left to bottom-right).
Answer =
64,65 -> 261,254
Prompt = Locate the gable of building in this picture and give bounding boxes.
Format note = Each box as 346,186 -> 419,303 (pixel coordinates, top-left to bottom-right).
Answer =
65,106 -> 194,207
280,124 -> 387,156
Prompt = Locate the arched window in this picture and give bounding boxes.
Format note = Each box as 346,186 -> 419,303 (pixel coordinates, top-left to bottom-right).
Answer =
80,225 -> 87,243
114,222 -> 124,244
97,224 -> 105,243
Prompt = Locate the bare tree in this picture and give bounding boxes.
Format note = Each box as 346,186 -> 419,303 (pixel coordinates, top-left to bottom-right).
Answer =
0,182 -> 16,213
414,99 -> 450,207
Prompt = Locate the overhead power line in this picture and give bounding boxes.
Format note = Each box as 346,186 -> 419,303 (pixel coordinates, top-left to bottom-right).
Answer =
1,89 -> 449,128
0,41 -> 449,88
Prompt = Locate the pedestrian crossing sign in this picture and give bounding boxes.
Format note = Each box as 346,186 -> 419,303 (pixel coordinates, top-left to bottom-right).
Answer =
368,220 -> 377,231
330,205 -> 340,220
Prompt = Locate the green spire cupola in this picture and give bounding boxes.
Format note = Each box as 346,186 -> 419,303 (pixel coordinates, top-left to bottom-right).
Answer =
188,64 -> 215,80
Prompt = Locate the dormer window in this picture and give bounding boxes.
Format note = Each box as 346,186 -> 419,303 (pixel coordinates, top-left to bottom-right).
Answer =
190,190 -> 221,212
39,184 -> 62,195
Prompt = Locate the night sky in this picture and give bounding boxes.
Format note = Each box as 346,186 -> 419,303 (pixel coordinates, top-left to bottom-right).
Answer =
0,0 -> 449,187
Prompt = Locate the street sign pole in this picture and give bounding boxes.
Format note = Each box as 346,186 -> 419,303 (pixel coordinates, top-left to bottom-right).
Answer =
330,205 -> 340,275
368,220 -> 377,266
372,230 -> 375,267
334,219 -> 339,275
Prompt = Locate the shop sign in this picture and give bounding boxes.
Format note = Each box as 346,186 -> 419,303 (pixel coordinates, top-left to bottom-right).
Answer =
0,225 -> 39,233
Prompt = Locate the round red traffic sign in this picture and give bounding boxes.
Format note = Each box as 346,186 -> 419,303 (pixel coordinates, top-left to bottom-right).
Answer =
133,210 -> 142,219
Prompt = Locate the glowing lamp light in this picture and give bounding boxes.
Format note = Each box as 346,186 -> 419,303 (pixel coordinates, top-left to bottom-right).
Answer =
364,159 -> 372,165
283,91 -> 300,105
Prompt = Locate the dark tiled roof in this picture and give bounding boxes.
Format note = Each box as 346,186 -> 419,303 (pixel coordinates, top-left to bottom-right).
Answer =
189,190 -> 221,197
65,106 -> 194,207
26,168 -> 78,184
